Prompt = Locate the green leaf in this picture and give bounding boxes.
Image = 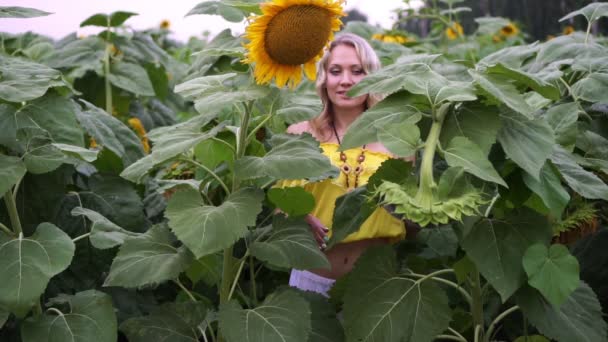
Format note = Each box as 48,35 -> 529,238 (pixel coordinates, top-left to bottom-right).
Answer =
167,188 -> 263,258
544,102 -> 580,147
70,207 -> 139,249
267,187 -> 315,217
219,288 -> 311,342
560,2 -> 608,24
0,6 -> 51,18
0,306 -> 7,328
523,244 -> 580,307
377,122 -> 420,158
522,162 -> 569,218
47,37 -> 105,78
23,144 -> 66,174
80,11 -> 137,27
108,61 -> 155,96
417,225 -> 458,259
470,70 -> 534,117
513,336 -> 550,342
550,146 -> 608,200
497,110 -> 555,180
186,1 -> 252,22
21,290 -> 117,342
251,215 -> 329,270
0,55 -> 69,103
444,136 -> 507,186
474,16 -> 511,35
440,102 -> 502,156
0,223 -> 75,317
341,92 -> 423,150
343,246 -> 452,342
486,63 -> 560,100
276,91 -> 322,124
52,143 -> 98,162
461,209 -> 553,301
235,134 -> 337,181
479,42 -> 540,68
517,283 -> 607,342
186,254 -> 222,287
121,115 -> 224,183
367,158 -> 415,190
121,302 -> 208,342
297,292 -> 344,342
571,72 -> 608,103
329,187 -> 375,248
105,225 -> 194,288
77,101 -> 144,168
0,154 -> 26,197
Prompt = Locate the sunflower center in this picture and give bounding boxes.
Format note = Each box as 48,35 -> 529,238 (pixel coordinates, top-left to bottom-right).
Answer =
502,26 -> 513,34
264,5 -> 333,65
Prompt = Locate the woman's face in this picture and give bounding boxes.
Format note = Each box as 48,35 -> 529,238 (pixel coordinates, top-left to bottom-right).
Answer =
325,44 -> 368,113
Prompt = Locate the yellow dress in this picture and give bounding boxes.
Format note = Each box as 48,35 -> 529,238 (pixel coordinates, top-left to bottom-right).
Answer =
277,142 -> 406,243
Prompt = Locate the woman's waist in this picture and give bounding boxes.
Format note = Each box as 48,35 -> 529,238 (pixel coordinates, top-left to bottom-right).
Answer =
309,237 -> 390,279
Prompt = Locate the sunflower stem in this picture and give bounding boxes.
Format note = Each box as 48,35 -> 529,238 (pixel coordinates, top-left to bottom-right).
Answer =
4,189 -> 22,236
104,29 -> 113,115
485,305 -> 520,342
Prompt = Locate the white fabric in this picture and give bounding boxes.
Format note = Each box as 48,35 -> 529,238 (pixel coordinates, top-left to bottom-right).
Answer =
289,269 -> 335,297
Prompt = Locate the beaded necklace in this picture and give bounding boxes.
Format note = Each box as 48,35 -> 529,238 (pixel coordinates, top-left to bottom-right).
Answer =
332,123 -> 366,188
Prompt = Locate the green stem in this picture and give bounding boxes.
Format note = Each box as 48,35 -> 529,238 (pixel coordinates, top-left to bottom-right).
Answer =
474,325 -> 482,342
246,113 -> 273,145
174,278 -> 197,302
448,327 -> 467,342
406,272 -> 472,307
585,21 -> 592,45
46,307 -> 63,316
249,255 -> 258,306
227,256 -> 248,302
470,267 -> 485,340
72,232 -> 91,243
485,305 -> 519,342
182,158 -> 230,195
0,221 -> 14,236
104,42 -> 112,115
4,190 -> 22,235
436,335 -> 466,342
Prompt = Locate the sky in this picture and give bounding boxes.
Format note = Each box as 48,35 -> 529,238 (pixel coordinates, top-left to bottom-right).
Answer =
1,0 -> 422,42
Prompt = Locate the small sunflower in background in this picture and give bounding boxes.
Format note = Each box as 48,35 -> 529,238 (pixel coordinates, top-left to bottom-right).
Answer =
445,22 -> 463,40
243,0 -> 346,89
128,117 -> 150,153
563,25 -> 574,35
499,22 -> 519,37
372,32 -> 412,44
160,19 -> 170,30
492,35 -> 502,43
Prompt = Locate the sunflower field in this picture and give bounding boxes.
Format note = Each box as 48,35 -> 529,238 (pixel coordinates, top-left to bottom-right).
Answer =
1,1 -> 608,341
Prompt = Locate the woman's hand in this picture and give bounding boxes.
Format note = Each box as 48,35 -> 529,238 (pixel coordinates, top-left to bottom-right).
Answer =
305,214 -> 329,250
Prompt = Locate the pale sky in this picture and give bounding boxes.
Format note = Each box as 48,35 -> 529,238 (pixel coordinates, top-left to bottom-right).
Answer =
1,0 -> 422,42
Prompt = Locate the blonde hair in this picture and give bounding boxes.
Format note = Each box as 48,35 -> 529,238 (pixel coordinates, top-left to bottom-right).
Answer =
310,33 -> 382,141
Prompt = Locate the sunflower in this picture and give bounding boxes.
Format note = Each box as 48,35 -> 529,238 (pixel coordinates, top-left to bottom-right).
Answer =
160,20 -> 170,30
563,25 -> 574,35
500,22 -> 519,37
492,35 -> 502,43
445,22 -> 463,40
128,118 -> 150,153
243,0 -> 345,89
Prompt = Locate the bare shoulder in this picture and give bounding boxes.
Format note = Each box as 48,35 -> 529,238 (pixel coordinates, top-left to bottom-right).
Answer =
287,121 -> 312,135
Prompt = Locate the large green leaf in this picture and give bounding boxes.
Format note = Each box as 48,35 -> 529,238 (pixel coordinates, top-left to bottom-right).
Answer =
444,136 -> 507,186
550,146 -> 608,200
341,92 -> 424,150
267,187 -> 315,217
0,223 -> 75,317
167,188 -> 263,258
342,246 -> 451,342
276,91 -> 322,124
71,207 -> 139,249
21,290 -> 117,342
517,283 -> 607,342
440,102 -> 502,156
571,72 -> 608,103
559,2 -> 608,24
235,134 -> 337,181
377,122 -> 420,158
0,306 -> 7,328
417,225 -> 459,259
470,70 -> 534,117
0,55 -> 69,103
460,209 -> 553,301
46,37 -> 105,78
0,6 -> 51,18
80,11 -> 137,27
522,162 -> 570,218
544,102 -> 580,147
329,187 -> 375,248
485,63 -> 560,100
478,43 -> 540,69
105,225 -> 194,288
523,244 -> 580,307
121,114 -> 224,183
186,254 -> 222,287
251,215 -> 329,270
0,154 -> 26,197
120,302 -> 208,342
219,288 -> 311,342
497,110 -> 555,180
108,61 -> 155,96
297,292 -> 344,342
186,1 -> 260,22
76,101 -> 144,168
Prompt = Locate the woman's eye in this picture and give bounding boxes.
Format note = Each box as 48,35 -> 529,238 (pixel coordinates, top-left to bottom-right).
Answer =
329,69 -> 341,75
352,69 -> 365,75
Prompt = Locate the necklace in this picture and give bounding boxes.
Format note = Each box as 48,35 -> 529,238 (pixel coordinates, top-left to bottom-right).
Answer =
332,123 -> 366,188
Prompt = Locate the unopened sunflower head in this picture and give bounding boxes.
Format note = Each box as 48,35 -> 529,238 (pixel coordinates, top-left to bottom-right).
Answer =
500,22 -> 519,37
160,20 -> 170,30
563,25 -> 574,35
243,0 -> 346,89
445,22 -> 463,40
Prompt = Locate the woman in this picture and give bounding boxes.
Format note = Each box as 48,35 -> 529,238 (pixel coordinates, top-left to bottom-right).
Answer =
281,33 -> 407,296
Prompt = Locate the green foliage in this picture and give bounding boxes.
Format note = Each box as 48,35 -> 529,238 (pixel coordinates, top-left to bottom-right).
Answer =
267,187 -> 315,217
80,11 -> 137,28
0,6 -> 51,18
